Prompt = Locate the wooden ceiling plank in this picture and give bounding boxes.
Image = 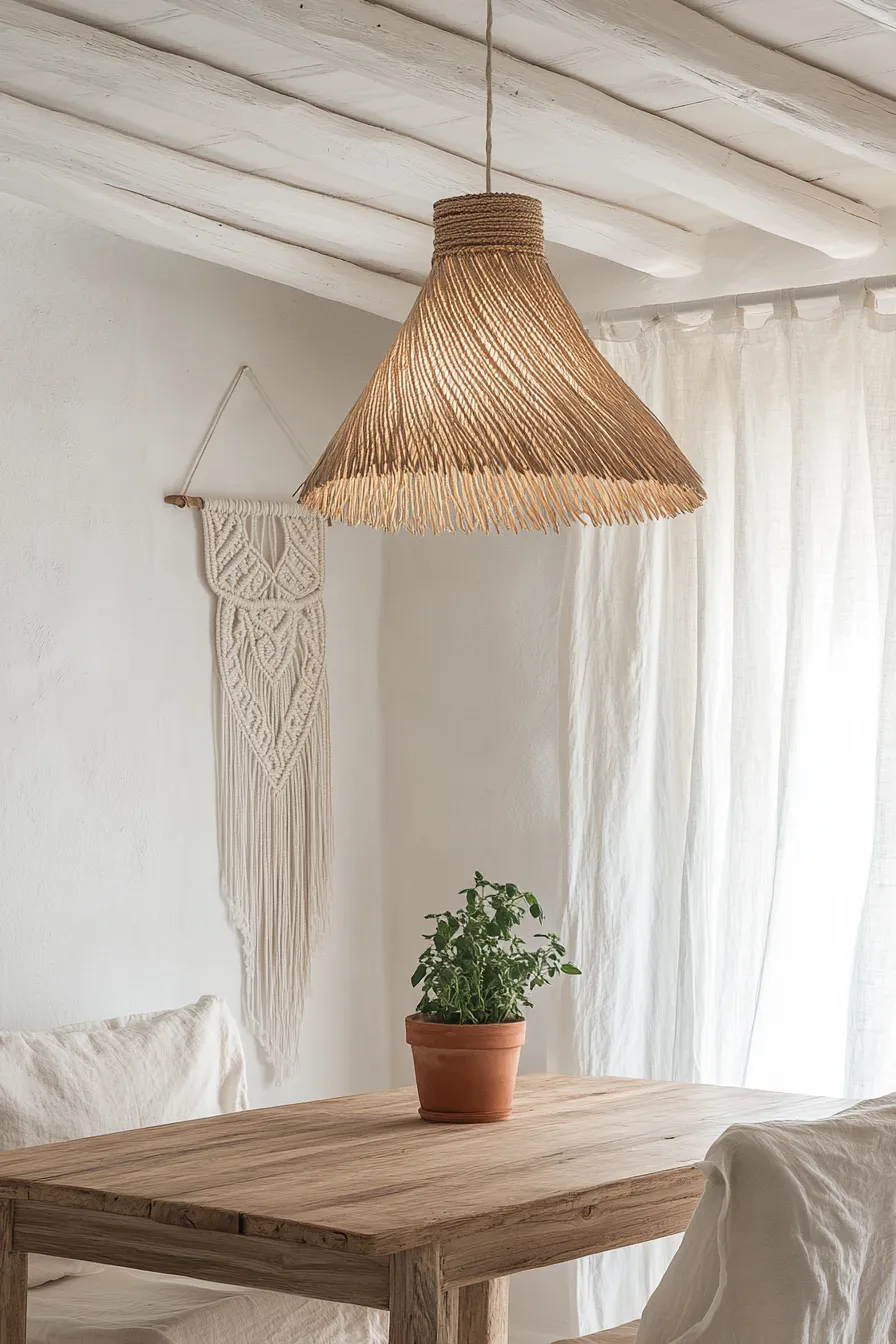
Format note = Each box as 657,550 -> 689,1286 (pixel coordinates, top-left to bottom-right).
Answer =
0,1 -> 704,279
504,0 -> 896,175
173,0 -> 881,258
836,0 -> 896,30
0,158 -> 418,319
0,91 -> 432,279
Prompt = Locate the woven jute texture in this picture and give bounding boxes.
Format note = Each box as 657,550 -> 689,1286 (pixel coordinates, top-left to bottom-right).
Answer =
299,193 -> 706,534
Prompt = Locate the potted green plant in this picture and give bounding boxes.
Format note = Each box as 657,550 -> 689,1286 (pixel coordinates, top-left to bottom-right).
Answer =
406,872 -> 580,1123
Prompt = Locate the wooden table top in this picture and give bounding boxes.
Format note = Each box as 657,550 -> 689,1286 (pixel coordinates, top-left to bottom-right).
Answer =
0,1075 -> 842,1256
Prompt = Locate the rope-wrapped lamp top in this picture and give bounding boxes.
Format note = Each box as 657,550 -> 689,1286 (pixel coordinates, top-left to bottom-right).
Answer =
298,192 -> 706,534
432,192 -> 544,256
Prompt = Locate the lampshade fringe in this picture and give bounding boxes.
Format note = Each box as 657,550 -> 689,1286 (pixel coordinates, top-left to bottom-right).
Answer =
301,471 -> 702,535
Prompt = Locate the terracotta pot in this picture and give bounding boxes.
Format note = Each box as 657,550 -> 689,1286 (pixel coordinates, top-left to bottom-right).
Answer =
405,1014 -> 526,1123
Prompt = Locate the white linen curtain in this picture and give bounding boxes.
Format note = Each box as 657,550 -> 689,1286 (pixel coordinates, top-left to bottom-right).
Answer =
562,290 -> 896,1331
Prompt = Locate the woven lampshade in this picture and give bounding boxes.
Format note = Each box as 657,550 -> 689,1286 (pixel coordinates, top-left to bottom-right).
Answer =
299,193 -> 706,534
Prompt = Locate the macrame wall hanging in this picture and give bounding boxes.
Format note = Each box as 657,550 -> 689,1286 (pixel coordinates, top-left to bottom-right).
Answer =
166,366 -> 331,1079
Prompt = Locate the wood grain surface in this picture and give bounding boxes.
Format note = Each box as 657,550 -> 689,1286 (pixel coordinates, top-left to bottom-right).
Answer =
457,1278 -> 509,1344
14,1202 -> 389,1305
0,1201 -> 26,1344
389,1246 -> 456,1344
0,1076 -> 842,1260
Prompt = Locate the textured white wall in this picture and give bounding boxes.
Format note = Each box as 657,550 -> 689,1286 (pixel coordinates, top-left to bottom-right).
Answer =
382,530 -> 572,1344
0,193 -> 394,1107
383,531 -> 568,1070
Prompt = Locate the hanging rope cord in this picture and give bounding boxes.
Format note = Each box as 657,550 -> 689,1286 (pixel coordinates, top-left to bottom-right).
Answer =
485,0 -> 494,193
177,365 -> 309,497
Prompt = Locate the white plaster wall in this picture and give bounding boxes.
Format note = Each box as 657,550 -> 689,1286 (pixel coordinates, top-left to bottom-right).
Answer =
383,531 -> 568,1071
382,530 -> 573,1344
0,192 -> 395,1107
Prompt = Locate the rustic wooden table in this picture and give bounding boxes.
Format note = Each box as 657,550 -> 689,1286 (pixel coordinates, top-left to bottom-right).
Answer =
0,1075 -> 841,1344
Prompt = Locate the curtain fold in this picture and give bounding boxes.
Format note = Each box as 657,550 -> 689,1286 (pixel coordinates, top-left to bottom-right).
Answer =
563,295 -> 896,1332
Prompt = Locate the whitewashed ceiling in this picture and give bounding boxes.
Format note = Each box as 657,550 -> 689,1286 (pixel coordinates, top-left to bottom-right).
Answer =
2,0 -> 896,317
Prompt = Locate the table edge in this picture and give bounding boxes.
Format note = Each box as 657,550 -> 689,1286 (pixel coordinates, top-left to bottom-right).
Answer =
0,1082 -> 847,1257
0,1160 -> 716,1255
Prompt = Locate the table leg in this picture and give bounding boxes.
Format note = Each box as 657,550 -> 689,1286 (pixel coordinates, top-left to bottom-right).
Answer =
389,1247 -> 457,1344
0,1202 -> 26,1344
457,1279 -> 509,1344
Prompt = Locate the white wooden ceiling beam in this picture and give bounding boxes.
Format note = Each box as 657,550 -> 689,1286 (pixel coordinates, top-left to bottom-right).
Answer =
505,0 -> 896,175
175,0 -> 880,259
0,158 -> 418,320
0,92 -> 432,281
835,0 -> 896,29
0,2 -> 703,280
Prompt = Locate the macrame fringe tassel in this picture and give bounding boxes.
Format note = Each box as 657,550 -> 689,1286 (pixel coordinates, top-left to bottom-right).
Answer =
218,677 -> 332,1083
201,496 -> 331,1083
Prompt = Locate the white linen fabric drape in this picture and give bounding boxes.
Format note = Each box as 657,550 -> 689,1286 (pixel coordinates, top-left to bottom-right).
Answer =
562,293 -> 896,1332
636,1095 -> 896,1344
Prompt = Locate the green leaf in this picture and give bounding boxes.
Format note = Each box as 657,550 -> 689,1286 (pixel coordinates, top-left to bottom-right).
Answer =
411,873 -> 581,1023
561,963 -> 581,975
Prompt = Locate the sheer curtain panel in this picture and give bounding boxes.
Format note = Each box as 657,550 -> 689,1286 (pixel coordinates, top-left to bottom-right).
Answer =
563,290 -> 896,1331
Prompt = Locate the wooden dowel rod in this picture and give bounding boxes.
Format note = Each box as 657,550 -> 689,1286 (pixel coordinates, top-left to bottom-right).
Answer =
164,494 -> 205,509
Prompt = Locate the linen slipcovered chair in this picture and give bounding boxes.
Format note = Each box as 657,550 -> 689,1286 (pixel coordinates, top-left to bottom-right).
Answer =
0,996 -> 388,1344
554,1094 -> 896,1344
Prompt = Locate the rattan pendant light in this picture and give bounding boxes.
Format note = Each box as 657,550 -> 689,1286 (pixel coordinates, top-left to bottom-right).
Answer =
298,4 -> 705,535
